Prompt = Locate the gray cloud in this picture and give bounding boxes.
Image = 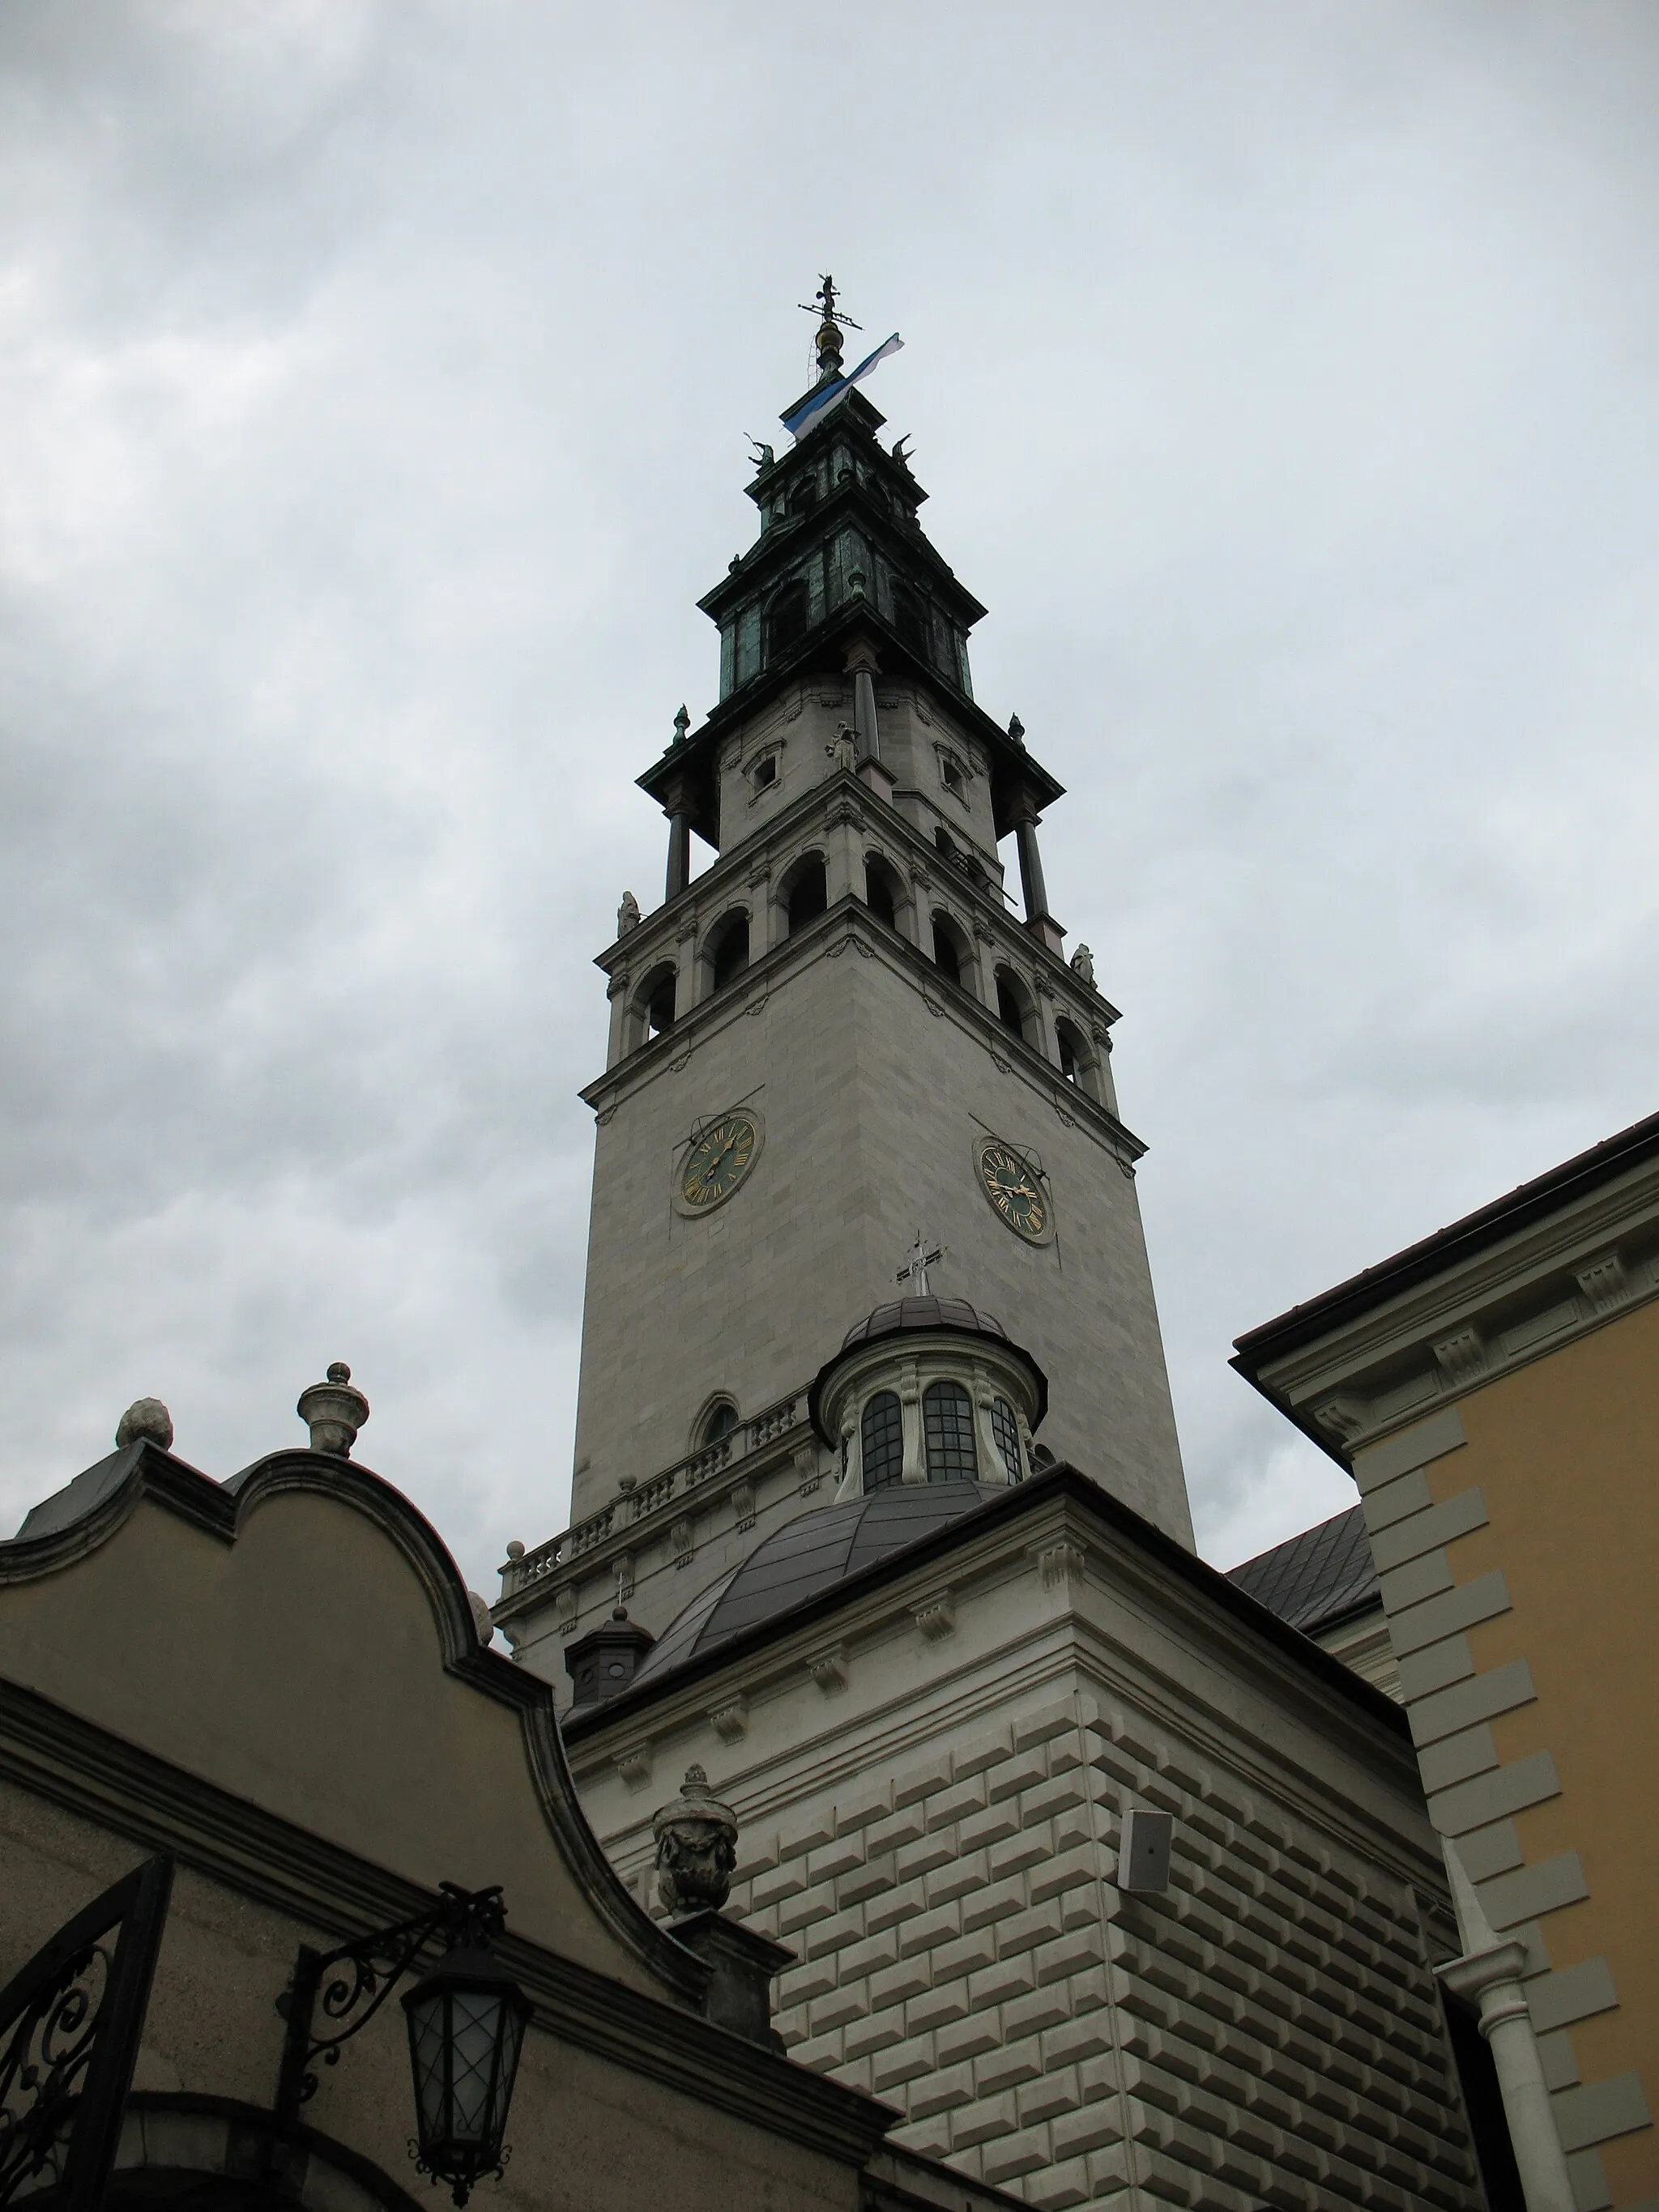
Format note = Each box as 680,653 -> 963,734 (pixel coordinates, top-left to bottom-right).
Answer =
3,1 -> 1657,1592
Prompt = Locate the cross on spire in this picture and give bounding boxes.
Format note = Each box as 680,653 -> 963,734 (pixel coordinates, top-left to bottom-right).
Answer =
897,1231 -> 945,1298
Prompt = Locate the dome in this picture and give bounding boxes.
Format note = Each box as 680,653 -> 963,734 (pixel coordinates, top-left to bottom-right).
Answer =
840,1296 -> 1008,1349
629,1481 -> 994,1690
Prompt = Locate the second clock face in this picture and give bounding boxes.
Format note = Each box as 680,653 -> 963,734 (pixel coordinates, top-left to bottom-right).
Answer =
978,1140 -> 1049,1241
680,1113 -> 759,1211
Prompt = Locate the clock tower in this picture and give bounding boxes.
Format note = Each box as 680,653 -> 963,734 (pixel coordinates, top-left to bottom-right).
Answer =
503,292 -> 1192,1685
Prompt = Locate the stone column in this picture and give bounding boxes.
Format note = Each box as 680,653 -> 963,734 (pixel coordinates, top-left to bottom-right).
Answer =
845,639 -> 882,762
1013,808 -> 1048,923
665,811 -> 692,903
899,1362 -> 926,1483
972,1367 -> 1008,1485
1031,978 -> 1061,1066
605,969 -> 631,1068
1436,1843 -> 1576,2212
825,798 -> 860,907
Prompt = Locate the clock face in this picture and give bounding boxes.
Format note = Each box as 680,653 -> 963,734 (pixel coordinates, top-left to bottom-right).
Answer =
680,1113 -> 760,1211
978,1140 -> 1049,1241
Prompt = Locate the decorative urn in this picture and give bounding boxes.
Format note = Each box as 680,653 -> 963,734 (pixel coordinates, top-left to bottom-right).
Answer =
652,1765 -> 739,1916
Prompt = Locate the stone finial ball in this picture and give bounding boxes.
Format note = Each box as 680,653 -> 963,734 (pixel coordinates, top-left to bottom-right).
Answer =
116,1399 -> 173,1451
326,1362 -> 352,1384
505,1540 -> 526,1561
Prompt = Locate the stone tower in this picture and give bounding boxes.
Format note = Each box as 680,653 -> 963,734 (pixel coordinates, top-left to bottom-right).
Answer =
500,299 -> 1191,1690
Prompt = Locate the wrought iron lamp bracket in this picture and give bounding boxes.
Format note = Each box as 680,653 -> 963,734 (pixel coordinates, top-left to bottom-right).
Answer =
275,1886 -> 505,2122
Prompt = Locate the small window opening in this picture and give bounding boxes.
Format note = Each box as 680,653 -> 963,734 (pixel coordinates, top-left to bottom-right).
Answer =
923,1381 -> 977,1481
786,857 -> 828,934
991,1399 -> 1023,1484
766,582 -> 808,660
940,755 -> 963,797
931,917 -> 963,988
1058,1029 -> 1079,1082
646,974 -> 676,1037
934,825 -> 956,860
996,974 -> 1026,1041
699,1400 -> 739,1447
788,476 -> 818,516
860,1392 -> 904,1490
753,754 -> 778,790
892,585 -> 928,656
864,857 -> 899,929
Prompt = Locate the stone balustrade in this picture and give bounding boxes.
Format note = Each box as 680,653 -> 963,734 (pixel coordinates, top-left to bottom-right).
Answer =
500,1392 -> 804,1598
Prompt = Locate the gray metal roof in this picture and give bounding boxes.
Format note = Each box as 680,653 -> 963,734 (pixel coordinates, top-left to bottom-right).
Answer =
841,1298 -> 1008,1349
630,1481 -> 996,1689
1226,1503 -> 1380,1636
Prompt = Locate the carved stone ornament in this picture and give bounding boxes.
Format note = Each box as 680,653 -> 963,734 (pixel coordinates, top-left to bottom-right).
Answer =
296,1363 -> 369,1457
653,1764 -> 740,1915
116,1397 -> 173,1451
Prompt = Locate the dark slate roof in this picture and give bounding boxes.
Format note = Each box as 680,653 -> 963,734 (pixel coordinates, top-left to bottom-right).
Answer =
841,1298 -> 1008,1349
629,1481 -> 996,1690
1226,1505 -> 1380,1637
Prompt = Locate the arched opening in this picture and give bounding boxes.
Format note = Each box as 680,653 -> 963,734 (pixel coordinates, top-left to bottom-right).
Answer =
784,855 -> 828,935
860,1392 -> 903,1490
932,913 -> 970,990
923,1380 -> 977,1481
1055,1016 -> 1099,1099
765,581 -> 808,662
864,853 -> 903,931
995,968 -> 1030,1042
935,825 -> 957,862
697,1399 -> 739,1448
706,909 -> 750,995
629,962 -> 677,1051
787,475 -> 818,516
991,1398 -> 1024,1483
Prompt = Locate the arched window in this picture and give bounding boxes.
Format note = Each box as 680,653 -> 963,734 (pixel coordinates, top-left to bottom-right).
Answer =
991,1398 -> 1023,1483
923,1380 -> 977,1481
996,970 -> 1027,1041
707,910 -> 750,994
1055,1017 -> 1098,1099
785,855 -> 827,934
766,582 -> 808,661
697,1400 -> 739,1447
892,585 -> 929,657
632,962 -> 677,1049
864,854 -> 902,930
932,913 -> 967,989
788,476 -> 818,516
860,1392 -> 903,1490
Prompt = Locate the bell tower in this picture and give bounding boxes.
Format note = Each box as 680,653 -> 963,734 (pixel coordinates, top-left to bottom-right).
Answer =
522,292 -> 1190,1680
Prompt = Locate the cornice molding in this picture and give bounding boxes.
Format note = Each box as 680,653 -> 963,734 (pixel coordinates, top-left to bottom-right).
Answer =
1233,1151 -> 1659,1462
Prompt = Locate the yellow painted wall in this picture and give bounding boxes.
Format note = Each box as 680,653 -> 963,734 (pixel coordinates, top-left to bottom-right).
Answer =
1431,1296 -> 1659,2199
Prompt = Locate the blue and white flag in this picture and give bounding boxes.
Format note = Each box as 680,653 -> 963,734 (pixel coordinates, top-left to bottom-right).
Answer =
783,332 -> 904,441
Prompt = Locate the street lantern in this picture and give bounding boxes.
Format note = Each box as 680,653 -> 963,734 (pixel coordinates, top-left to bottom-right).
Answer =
403,1922 -> 531,2206
276,1883 -> 531,2209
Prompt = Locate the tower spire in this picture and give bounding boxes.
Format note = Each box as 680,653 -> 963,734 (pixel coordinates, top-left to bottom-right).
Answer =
798,273 -> 861,382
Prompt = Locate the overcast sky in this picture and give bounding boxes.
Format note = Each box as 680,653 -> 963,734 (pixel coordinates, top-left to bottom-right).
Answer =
3,2 -> 1657,1605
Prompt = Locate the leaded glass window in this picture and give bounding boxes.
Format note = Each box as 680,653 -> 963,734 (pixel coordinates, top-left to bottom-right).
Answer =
923,1380 -> 977,1481
860,1392 -> 903,1490
991,1397 -> 1023,1483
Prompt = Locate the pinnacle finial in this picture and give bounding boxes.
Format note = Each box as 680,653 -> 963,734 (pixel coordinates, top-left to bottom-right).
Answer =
799,273 -> 861,382
671,705 -> 690,749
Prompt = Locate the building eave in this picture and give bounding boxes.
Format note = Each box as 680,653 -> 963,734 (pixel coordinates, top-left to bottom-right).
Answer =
561,1463 -> 1409,1750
